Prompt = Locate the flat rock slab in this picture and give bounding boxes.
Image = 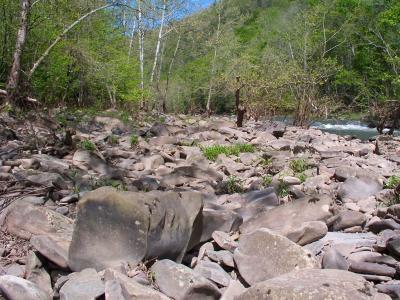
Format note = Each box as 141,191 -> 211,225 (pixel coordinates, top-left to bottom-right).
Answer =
338,176 -> 382,201
0,275 -> 51,300
236,269 -> 390,300
234,229 -> 319,285
68,187 -> 203,271
305,232 -> 378,258
59,268 -> 104,300
0,201 -> 73,240
151,259 -> 221,300
240,195 -> 332,235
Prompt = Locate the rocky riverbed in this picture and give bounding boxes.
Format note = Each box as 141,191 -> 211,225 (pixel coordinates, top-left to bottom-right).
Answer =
0,111 -> 400,299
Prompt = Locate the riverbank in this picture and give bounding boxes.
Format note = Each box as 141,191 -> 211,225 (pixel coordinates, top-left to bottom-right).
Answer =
0,112 -> 399,299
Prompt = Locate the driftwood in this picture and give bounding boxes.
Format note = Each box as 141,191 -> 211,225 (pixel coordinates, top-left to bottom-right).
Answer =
0,88 -> 40,106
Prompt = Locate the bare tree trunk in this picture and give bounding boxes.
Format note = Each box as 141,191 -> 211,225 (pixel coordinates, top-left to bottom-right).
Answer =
206,9 -> 221,116
163,32 -> 181,113
235,76 -> 246,127
127,20 -> 136,59
6,0 -> 30,107
138,0 -> 145,109
29,2 -> 113,78
150,0 -> 166,84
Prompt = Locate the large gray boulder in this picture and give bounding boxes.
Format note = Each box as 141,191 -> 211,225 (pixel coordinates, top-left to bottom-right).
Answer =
68,187 -> 203,271
234,229 -> 319,285
235,269 -> 390,300
151,259 -> 221,300
240,195 -> 332,235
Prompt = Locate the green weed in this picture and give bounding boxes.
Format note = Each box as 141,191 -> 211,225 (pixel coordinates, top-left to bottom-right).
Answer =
262,175 -> 273,186
261,157 -> 273,166
289,159 -> 309,174
108,135 -> 119,145
202,144 -> 255,161
298,172 -> 307,183
78,139 -> 96,151
384,176 -> 400,189
130,134 -> 139,146
227,175 -> 244,194
277,181 -> 290,198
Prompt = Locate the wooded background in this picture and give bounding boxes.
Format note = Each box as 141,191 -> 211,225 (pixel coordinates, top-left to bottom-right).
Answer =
1,0 -> 399,123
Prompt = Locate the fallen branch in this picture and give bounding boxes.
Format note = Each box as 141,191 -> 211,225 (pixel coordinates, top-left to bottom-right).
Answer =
0,89 -> 7,97
0,88 -> 40,106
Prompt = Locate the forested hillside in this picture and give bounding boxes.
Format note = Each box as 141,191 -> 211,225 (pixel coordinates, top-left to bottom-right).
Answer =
0,0 -> 399,125
164,0 -> 400,122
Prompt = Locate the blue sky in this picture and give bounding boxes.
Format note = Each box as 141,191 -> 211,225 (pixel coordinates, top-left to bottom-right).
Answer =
198,0 -> 214,8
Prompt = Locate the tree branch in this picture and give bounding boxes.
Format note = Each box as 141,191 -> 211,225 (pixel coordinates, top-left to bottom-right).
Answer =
28,2 -> 117,78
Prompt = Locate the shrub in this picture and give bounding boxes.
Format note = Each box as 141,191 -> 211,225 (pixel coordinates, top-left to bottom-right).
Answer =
277,180 -> 290,198
108,135 -> 119,145
261,157 -> 272,166
78,139 -> 96,151
385,176 -> 400,189
289,159 -> 309,174
298,172 -> 307,183
227,175 -> 244,194
130,134 -> 139,146
262,175 -> 273,186
201,144 -> 255,161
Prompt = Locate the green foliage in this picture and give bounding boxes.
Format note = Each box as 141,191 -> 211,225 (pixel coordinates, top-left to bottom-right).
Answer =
202,144 -> 255,161
78,139 -> 95,151
108,135 -> 119,145
277,181 -> 290,198
261,157 -> 273,166
92,178 -> 126,191
289,159 -> 309,174
385,176 -> 400,189
262,175 -> 273,186
130,134 -> 139,147
227,175 -> 244,194
298,172 -> 307,183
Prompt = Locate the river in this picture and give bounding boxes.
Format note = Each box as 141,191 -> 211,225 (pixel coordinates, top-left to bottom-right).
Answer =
311,120 -> 399,140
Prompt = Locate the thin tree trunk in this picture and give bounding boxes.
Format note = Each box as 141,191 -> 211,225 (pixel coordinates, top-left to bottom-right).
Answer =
138,0 -> 145,109
150,0 -> 166,84
127,20 -> 136,59
235,76 -> 246,127
163,33 -> 181,113
29,3 -> 113,78
6,0 -> 30,106
206,10 -> 221,116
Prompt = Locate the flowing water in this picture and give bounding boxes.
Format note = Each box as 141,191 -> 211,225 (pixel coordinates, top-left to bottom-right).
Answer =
272,117 -> 399,141
310,120 -> 399,141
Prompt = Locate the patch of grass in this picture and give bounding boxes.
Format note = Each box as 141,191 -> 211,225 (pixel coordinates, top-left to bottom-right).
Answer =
277,181 -> 290,198
227,175 -> 244,194
262,175 -> 273,186
78,139 -> 96,151
201,144 -> 255,161
261,157 -> 273,166
180,139 -> 200,147
108,135 -> 119,145
289,159 -> 309,174
298,172 -> 307,183
93,178 -> 126,191
385,176 -> 400,189
130,134 -> 139,147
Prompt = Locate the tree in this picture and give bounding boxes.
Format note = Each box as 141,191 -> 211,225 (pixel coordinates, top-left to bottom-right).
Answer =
5,0 -> 30,107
